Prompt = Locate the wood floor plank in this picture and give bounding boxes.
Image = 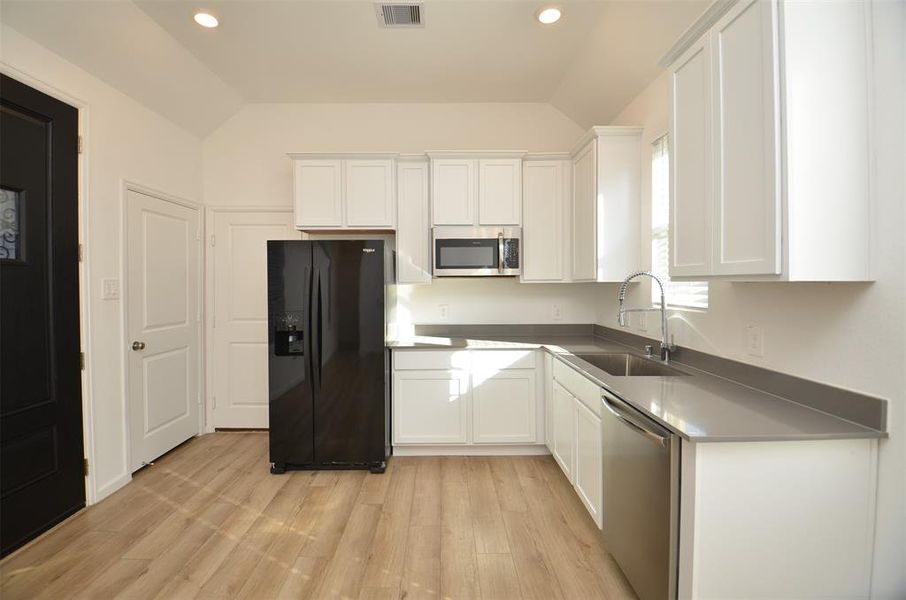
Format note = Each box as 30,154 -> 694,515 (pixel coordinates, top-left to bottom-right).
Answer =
235,485 -> 333,599
0,435 -> 639,600
400,525 -> 441,600
488,458 -> 528,513
410,457 -> 441,527
467,458 -> 510,554
476,553 -> 522,600
72,557 -> 151,599
311,502 -> 382,599
512,457 -> 612,600
357,459 -> 395,505
153,458 -> 292,599
439,457 -> 481,600
195,473 -> 311,599
299,471 -> 366,559
275,556 -> 325,600
501,510 -> 564,600
361,461 -> 416,589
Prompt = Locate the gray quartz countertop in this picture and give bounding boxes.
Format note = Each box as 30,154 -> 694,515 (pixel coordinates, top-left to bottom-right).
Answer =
387,333 -> 886,443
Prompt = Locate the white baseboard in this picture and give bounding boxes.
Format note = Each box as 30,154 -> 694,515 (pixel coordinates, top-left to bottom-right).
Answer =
94,472 -> 132,503
392,444 -> 551,457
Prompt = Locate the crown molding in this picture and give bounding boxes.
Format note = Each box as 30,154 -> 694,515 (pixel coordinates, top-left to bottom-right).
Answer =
659,0 -> 736,68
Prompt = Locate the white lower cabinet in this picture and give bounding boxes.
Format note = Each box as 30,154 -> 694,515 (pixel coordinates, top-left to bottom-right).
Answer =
473,369 -> 536,443
551,380 -> 576,481
574,399 -> 603,528
393,369 -> 469,444
392,349 -> 542,450
548,357 -> 604,527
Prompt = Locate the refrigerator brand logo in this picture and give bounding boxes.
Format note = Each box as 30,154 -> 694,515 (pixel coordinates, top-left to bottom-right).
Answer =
362,248 -> 376,254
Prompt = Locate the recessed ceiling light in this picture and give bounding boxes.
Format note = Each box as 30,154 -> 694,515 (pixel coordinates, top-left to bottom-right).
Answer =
536,7 -> 561,24
194,12 -> 219,28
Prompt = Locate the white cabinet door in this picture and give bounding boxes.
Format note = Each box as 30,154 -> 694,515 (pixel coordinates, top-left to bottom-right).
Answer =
574,398 -> 603,528
543,352 -> 554,449
396,160 -> 431,284
345,159 -> 394,228
393,370 -> 469,444
523,161 -> 565,282
478,158 -> 522,225
711,0 -> 780,275
472,369 -> 536,443
551,380 -> 576,482
432,159 -> 475,225
571,140 -> 596,281
294,160 -> 343,228
670,37 -> 713,277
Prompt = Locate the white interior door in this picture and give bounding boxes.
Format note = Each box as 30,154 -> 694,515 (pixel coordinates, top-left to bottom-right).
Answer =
211,210 -> 298,428
126,188 -> 201,471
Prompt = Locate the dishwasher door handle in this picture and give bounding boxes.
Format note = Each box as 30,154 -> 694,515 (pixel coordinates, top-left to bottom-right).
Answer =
601,392 -> 670,447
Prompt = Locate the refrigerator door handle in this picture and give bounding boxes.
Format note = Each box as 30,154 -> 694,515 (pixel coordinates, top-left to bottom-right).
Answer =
313,268 -> 323,389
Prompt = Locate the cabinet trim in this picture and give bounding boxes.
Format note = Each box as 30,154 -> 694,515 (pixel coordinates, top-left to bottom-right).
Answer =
659,0 -> 738,67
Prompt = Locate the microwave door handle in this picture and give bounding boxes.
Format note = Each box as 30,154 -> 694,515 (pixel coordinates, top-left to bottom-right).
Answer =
498,232 -> 504,274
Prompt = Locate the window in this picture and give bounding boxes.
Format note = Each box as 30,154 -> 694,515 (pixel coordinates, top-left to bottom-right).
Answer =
650,135 -> 708,309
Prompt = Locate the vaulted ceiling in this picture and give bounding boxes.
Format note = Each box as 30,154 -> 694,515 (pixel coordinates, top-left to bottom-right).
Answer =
0,0 -> 708,137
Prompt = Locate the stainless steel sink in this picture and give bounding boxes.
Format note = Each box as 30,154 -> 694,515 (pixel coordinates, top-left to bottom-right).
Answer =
574,353 -> 689,377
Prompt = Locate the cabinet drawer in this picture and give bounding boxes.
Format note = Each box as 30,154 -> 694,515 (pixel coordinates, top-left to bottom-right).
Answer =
393,349 -> 471,371
553,358 -> 601,416
471,350 -> 536,371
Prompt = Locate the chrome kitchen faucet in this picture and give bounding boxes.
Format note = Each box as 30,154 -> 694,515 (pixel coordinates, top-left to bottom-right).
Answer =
618,271 -> 676,362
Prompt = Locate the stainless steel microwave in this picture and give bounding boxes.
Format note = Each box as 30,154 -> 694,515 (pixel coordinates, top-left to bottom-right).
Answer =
432,226 -> 521,277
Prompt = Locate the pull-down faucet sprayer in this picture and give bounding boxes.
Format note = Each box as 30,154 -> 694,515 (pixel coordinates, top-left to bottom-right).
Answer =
617,271 -> 676,362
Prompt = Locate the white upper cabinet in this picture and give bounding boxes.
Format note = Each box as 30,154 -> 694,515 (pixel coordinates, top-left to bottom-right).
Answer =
345,159 -> 395,228
670,37 -> 712,277
522,158 -> 571,283
431,158 -> 475,225
664,0 -> 873,281
396,158 -> 431,285
478,158 -> 522,225
430,152 -> 525,227
290,154 -> 396,230
293,159 -> 343,228
570,128 -> 642,282
711,0 -> 780,275
571,140 -> 597,281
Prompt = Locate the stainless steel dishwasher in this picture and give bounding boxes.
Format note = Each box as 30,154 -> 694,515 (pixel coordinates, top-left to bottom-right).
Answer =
601,388 -> 679,600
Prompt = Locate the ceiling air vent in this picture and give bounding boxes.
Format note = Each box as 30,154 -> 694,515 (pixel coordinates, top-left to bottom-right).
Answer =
375,3 -> 423,28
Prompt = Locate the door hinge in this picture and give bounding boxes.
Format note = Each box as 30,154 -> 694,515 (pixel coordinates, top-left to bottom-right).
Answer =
212,396 -> 217,409
80,352 -> 85,370
78,244 -> 84,262
83,458 -> 89,476
210,234 -> 216,247
78,135 -> 82,154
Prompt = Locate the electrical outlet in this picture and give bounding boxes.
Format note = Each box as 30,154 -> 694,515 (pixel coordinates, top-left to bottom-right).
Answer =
438,304 -> 449,320
551,304 -> 563,321
636,311 -> 648,331
102,278 -> 120,300
746,325 -> 765,357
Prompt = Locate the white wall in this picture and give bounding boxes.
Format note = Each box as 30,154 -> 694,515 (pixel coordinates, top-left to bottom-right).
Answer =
599,4 -> 905,596
203,102 -> 597,324
0,25 -> 204,501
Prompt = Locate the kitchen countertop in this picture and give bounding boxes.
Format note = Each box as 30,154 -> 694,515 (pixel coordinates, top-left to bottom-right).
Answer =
387,333 -> 886,443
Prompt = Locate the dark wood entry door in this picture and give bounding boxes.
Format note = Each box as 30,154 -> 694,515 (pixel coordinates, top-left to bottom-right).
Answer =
0,74 -> 84,557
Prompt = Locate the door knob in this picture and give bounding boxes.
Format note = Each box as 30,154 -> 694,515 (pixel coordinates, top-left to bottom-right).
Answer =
132,341 -> 146,351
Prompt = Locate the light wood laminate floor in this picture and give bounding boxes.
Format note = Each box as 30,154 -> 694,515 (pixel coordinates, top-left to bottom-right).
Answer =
0,432 -> 636,599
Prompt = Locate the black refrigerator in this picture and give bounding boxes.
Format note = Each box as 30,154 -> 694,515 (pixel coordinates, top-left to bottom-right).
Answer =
266,240 -> 390,474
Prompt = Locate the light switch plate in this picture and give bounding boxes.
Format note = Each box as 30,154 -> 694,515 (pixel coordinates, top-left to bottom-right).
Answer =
438,304 -> 449,320
102,278 -> 120,300
636,311 -> 648,331
746,325 -> 765,357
